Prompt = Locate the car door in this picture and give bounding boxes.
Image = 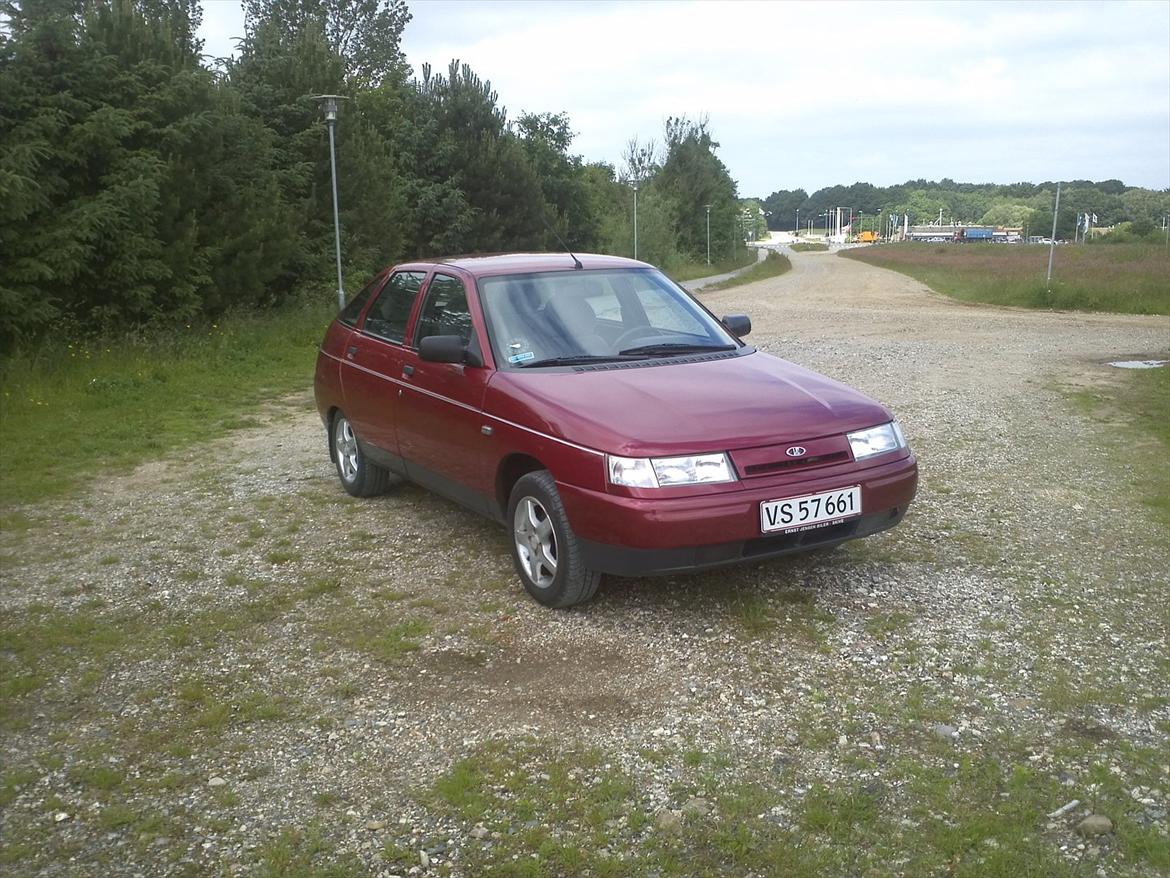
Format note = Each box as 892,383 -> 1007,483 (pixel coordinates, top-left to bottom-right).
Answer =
338,269 -> 427,470
396,271 -> 496,515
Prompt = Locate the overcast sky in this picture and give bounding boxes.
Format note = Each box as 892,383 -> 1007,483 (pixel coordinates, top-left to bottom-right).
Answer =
198,0 -> 1170,197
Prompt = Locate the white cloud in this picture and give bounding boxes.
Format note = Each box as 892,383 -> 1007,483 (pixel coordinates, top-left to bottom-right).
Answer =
200,0 -> 1170,194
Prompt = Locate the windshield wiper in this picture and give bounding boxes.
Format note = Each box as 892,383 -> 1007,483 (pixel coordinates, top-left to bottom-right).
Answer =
519,354 -> 635,368
617,342 -> 737,357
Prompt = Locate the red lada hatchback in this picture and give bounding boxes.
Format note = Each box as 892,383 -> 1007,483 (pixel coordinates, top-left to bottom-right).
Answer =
314,253 -> 917,607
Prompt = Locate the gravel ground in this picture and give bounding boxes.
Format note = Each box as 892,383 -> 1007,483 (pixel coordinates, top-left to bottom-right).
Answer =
1,251 -> 1168,876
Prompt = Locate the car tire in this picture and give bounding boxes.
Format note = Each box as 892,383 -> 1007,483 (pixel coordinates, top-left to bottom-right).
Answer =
330,412 -> 392,498
507,470 -> 601,608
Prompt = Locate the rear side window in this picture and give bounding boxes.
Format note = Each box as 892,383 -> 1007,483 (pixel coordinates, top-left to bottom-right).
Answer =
364,271 -> 425,343
337,274 -> 385,327
413,274 -> 472,344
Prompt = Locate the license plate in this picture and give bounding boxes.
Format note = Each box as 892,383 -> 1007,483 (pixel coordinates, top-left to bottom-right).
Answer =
760,486 -> 861,534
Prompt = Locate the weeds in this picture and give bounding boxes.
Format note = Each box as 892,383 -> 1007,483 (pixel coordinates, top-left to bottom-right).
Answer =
704,251 -> 792,290
0,302 -> 331,505
841,241 -> 1169,314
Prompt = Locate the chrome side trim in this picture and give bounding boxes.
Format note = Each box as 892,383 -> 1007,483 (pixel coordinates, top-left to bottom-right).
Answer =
482,413 -> 605,457
335,359 -> 604,457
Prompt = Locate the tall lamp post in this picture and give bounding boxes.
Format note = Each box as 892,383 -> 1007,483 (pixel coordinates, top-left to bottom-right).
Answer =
312,94 -> 349,310
632,182 -> 639,261
795,207 -> 800,238
705,204 -> 712,265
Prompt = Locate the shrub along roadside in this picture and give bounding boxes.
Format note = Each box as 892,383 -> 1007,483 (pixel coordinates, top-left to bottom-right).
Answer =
666,246 -> 758,283
703,251 -> 792,291
0,301 -> 333,507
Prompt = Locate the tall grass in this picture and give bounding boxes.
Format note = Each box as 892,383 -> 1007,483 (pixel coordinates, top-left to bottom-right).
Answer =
841,242 -> 1169,315
666,246 -> 758,282
0,301 -> 333,506
704,251 -> 791,290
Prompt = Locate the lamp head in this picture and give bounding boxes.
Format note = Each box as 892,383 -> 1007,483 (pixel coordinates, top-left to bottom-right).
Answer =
309,94 -> 348,121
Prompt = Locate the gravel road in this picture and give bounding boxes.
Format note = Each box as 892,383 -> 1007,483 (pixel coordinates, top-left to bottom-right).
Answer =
2,250 -> 1167,876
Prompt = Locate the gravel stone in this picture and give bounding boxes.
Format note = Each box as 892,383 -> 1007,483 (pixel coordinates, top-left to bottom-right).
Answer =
1076,814 -> 1115,837
2,251 -> 1166,876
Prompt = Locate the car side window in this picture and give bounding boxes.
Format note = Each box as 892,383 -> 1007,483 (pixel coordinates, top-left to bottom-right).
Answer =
338,274 -> 385,327
364,271 -> 425,343
414,274 -> 472,345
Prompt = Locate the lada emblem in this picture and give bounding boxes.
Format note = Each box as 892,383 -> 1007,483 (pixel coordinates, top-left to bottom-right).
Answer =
786,446 -> 807,458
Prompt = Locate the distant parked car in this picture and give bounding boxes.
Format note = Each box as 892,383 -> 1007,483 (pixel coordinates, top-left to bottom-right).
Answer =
313,254 -> 918,607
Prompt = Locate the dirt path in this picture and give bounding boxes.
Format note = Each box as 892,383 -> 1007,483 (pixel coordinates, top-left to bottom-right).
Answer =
2,253 -> 1167,876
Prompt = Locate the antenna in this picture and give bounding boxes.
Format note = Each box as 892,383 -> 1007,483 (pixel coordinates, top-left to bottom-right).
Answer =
540,212 -> 582,270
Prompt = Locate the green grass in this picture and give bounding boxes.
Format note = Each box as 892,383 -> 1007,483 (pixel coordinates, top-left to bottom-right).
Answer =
1068,363 -> 1170,519
1127,364 -> 1170,449
665,246 -> 758,282
790,242 -> 829,252
0,301 -> 332,505
841,241 -> 1170,314
257,826 -> 365,878
426,738 -> 1107,876
704,251 -> 792,290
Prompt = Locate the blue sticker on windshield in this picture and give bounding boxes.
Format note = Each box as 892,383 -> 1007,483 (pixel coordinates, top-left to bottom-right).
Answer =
508,351 -> 535,364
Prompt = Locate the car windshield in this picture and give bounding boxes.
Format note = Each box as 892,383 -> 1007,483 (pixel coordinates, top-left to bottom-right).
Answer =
477,267 -> 739,368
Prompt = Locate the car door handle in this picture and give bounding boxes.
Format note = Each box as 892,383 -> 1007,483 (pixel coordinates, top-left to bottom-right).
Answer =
345,345 -> 358,360
402,364 -> 414,377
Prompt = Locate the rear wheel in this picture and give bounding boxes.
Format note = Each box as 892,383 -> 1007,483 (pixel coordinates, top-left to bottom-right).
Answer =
508,471 -> 601,608
331,412 -> 392,497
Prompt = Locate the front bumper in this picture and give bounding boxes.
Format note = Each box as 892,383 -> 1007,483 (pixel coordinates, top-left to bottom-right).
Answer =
560,454 -> 917,577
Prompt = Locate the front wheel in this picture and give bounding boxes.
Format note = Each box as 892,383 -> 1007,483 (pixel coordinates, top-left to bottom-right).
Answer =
331,412 -> 392,497
507,471 -> 601,608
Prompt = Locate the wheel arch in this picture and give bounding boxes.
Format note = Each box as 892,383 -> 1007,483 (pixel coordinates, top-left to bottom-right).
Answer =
496,453 -> 548,519
325,406 -> 342,452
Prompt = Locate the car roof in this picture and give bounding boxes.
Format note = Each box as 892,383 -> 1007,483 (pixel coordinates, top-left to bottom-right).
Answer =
394,253 -> 649,278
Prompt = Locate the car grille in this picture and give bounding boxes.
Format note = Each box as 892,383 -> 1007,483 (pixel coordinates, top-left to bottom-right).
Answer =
741,451 -> 849,476
728,435 -> 851,478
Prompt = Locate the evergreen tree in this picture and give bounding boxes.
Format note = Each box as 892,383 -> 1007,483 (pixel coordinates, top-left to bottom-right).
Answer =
0,0 -> 296,347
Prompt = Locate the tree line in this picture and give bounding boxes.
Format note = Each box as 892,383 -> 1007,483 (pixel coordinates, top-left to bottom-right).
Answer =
760,179 -> 1170,240
0,0 -> 741,350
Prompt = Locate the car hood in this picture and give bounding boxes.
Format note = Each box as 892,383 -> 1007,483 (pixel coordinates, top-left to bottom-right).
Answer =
484,350 -> 893,457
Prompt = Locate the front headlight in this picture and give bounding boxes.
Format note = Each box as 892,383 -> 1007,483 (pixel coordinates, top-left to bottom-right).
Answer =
607,453 -> 736,488
847,421 -> 907,460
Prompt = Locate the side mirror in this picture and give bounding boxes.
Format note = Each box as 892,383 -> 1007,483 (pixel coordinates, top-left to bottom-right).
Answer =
721,314 -> 752,337
418,335 -> 482,367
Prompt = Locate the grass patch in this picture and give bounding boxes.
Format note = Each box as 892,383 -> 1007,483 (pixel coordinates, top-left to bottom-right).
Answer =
257,826 -> 365,878
314,603 -> 433,664
1066,364 -> 1170,519
428,738 -> 1102,876
841,241 -> 1169,314
665,246 -> 758,283
704,251 -> 792,290
1122,364 -> 1170,449
0,301 -> 331,505
790,241 -> 829,252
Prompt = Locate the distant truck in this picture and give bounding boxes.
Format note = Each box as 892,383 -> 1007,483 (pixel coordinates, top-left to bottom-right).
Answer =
856,230 -> 878,243
955,227 -> 994,242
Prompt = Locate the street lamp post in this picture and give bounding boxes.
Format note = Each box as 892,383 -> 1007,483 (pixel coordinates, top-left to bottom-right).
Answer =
311,94 -> 349,310
705,204 -> 712,265
632,183 -> 639,261
795,207 -> 800,238
1045,182 -> 1061,291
